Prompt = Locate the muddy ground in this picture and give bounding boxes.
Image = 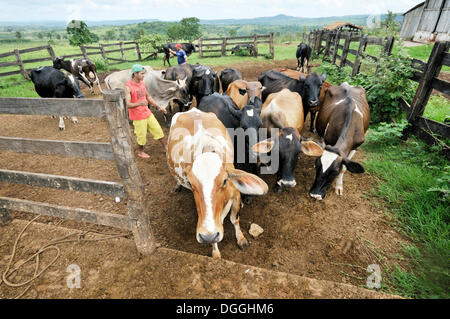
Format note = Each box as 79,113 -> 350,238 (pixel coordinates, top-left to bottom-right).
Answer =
0,59 -> 409,298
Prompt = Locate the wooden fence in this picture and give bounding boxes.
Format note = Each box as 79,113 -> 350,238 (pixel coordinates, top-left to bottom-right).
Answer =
305,30 -> 449,158
0,89 -> 156,254
0,41 -> 143,86
196,33 -> 274,59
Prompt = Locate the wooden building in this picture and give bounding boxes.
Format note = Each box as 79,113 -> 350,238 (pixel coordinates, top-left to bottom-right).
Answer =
400,0 -> 449,42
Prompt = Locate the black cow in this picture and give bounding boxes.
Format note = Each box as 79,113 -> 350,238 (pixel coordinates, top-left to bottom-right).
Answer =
296,43 -> 312,73
163,63 -> 194,121
219,68 -> 242,93
162,43 -> 196,67
258,70 -> 326,129
231,44 -> 256,56
191,64 -> 220,105
198,93 -> 263,174
30,66 -> 84,130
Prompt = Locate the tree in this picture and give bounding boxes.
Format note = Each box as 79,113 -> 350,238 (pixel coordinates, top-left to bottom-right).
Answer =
15,31 -> 22,40
66,20 -> 99,46
105,30 -> 116,41
179,17 -> 201,41
167,24 -> 183,41
382,11 -> 399,36
55,34 -> 61,40
37,32 -> 44,40
46,32 -> 52,40
229,28 -> 238,37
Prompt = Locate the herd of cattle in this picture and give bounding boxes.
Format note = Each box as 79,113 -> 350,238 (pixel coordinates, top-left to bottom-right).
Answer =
27,42 -> 370,258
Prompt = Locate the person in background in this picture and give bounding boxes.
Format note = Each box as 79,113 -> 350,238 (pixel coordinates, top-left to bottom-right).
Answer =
125,64 -> 168,158
169,43 -> 188,65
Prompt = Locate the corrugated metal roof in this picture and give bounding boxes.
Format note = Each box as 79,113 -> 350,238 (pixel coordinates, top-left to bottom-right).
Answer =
322,22 -> 363,31
403,1 -> 425,16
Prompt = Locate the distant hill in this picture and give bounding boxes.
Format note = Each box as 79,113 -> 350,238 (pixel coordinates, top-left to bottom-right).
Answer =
0,13 -> 402,28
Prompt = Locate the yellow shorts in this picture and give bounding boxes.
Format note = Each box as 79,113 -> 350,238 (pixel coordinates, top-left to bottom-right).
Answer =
133,114 -> 164,146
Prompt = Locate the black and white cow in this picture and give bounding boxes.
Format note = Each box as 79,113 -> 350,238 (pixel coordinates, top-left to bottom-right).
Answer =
30,66 -> 84,130
296,43 -> 312,73
53,57 -> 102,94
231,44 -> 256,56
190,64 -> 220,105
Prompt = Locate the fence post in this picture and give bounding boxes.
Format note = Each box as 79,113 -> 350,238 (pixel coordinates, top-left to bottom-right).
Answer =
332,31 -> 341,65
99,44 -> 108,64
253,34 -> 258,57
323,31 -> 333,61
352,34 -> 367,76
198,38 -> 203,58
14,49 -> 29,81
80,46 -> 88,58
47,45 -> 56,60
120,41 -> 126,61
269,32 -> 275,59
407,41 -> 447,122
0,208 -> 12,226
222,37 -> 227,56
340,32 -> 351,69
383,36 -> 395,56
135,42 -> 142,61
102,89 -> 157,255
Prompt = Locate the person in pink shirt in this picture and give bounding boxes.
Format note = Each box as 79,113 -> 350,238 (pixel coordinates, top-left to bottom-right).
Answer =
125,64 -> 168,158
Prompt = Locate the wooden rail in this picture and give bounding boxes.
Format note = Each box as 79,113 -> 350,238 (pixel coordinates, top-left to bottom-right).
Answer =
196,33 -> 274,59
0,90 -> 156,255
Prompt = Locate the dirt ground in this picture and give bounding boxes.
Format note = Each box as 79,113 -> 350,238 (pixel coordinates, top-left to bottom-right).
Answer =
0,59 -> 409,298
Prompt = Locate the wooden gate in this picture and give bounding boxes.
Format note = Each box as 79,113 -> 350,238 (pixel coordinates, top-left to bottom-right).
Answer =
0,90 -> 156,254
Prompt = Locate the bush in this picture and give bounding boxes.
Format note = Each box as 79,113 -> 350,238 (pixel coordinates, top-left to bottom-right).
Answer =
91,57 -> 108,72
234,48 -> 250,56
136,33 -> 166,57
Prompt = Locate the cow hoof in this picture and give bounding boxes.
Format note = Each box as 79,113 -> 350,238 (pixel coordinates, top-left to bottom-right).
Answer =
212,251 -> 221,259
274,184 -> 283,194
243,196 -> 253,205
335,186 -> 343,196
237,238 -> 250,250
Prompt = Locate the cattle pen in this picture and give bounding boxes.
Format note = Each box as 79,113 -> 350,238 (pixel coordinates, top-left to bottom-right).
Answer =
0,89 -> 156,254
304,30 -> 450,159
196,33 -> 275,59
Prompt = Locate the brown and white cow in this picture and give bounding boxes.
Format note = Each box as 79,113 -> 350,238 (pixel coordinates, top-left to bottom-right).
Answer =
252,89 -> 323,193
167,108 -> 268,258
226,80 -> 265,109
309,82 -> 370,200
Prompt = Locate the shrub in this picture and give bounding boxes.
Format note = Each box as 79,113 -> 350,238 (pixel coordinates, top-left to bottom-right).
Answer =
136,33 -> 166,57
91,57 -> 108,72
234,48 -> 250,56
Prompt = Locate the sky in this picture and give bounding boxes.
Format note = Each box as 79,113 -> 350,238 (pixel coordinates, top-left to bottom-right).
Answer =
0,0 -> 423,22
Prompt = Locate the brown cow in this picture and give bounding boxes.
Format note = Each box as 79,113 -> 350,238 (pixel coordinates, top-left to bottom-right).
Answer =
167,108 -> 268,258
309,82 -> 370,200
252,89 -> 323,193
273,68 -> 332,133
226,80 -> 265,109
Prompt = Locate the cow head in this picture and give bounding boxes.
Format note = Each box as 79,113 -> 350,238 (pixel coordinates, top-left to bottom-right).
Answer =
227,80 -> 265,109
187,152 -> 268,244
56,74 -> 84,99
170,77 -> 191,106
186,43 -> 196,54
309,146 -> 364,200
53,57 -> 65,70
252,129 -> 323,191
302,73 -> 326,110
193,65 -> 216,97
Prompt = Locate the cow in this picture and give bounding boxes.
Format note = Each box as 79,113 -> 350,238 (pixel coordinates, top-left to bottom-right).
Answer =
30,66 -> 84,131
273,68 -> 332,133
231,44 -> 256,56
296,43 -> 312,73
226,80 -> 265,110
252,89 -> 323,193
167,108 -> 268,258
104,66 -> 190,125
162,42 -> 196,67
53,57 -> 103,94
258,70 -> 326,133
309,82 -> 370,200
197,93 -> 263,173
190,64 -> 220,105
219,68 -> 242,93
163,63 -> 194,121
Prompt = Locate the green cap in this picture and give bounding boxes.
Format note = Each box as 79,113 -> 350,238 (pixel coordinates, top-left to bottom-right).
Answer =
131,64 -> 145,75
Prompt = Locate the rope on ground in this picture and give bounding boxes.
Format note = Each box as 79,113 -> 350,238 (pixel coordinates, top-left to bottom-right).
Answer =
1,215 -> 129,298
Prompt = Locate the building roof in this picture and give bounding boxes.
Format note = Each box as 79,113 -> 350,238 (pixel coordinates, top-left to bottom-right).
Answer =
403,1 -> 425,16
322,22 -> 363,31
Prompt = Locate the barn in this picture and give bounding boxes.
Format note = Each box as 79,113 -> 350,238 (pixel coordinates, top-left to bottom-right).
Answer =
399,0 -> 450,42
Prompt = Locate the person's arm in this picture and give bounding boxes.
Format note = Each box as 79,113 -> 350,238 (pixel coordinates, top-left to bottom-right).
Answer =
169,49 -> 176,55
146,91 -> 167,114
125,86 -> 147,109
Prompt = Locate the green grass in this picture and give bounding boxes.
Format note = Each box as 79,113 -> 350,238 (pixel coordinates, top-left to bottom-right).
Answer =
423,94 -> 450,123
362,122 -> 449,298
